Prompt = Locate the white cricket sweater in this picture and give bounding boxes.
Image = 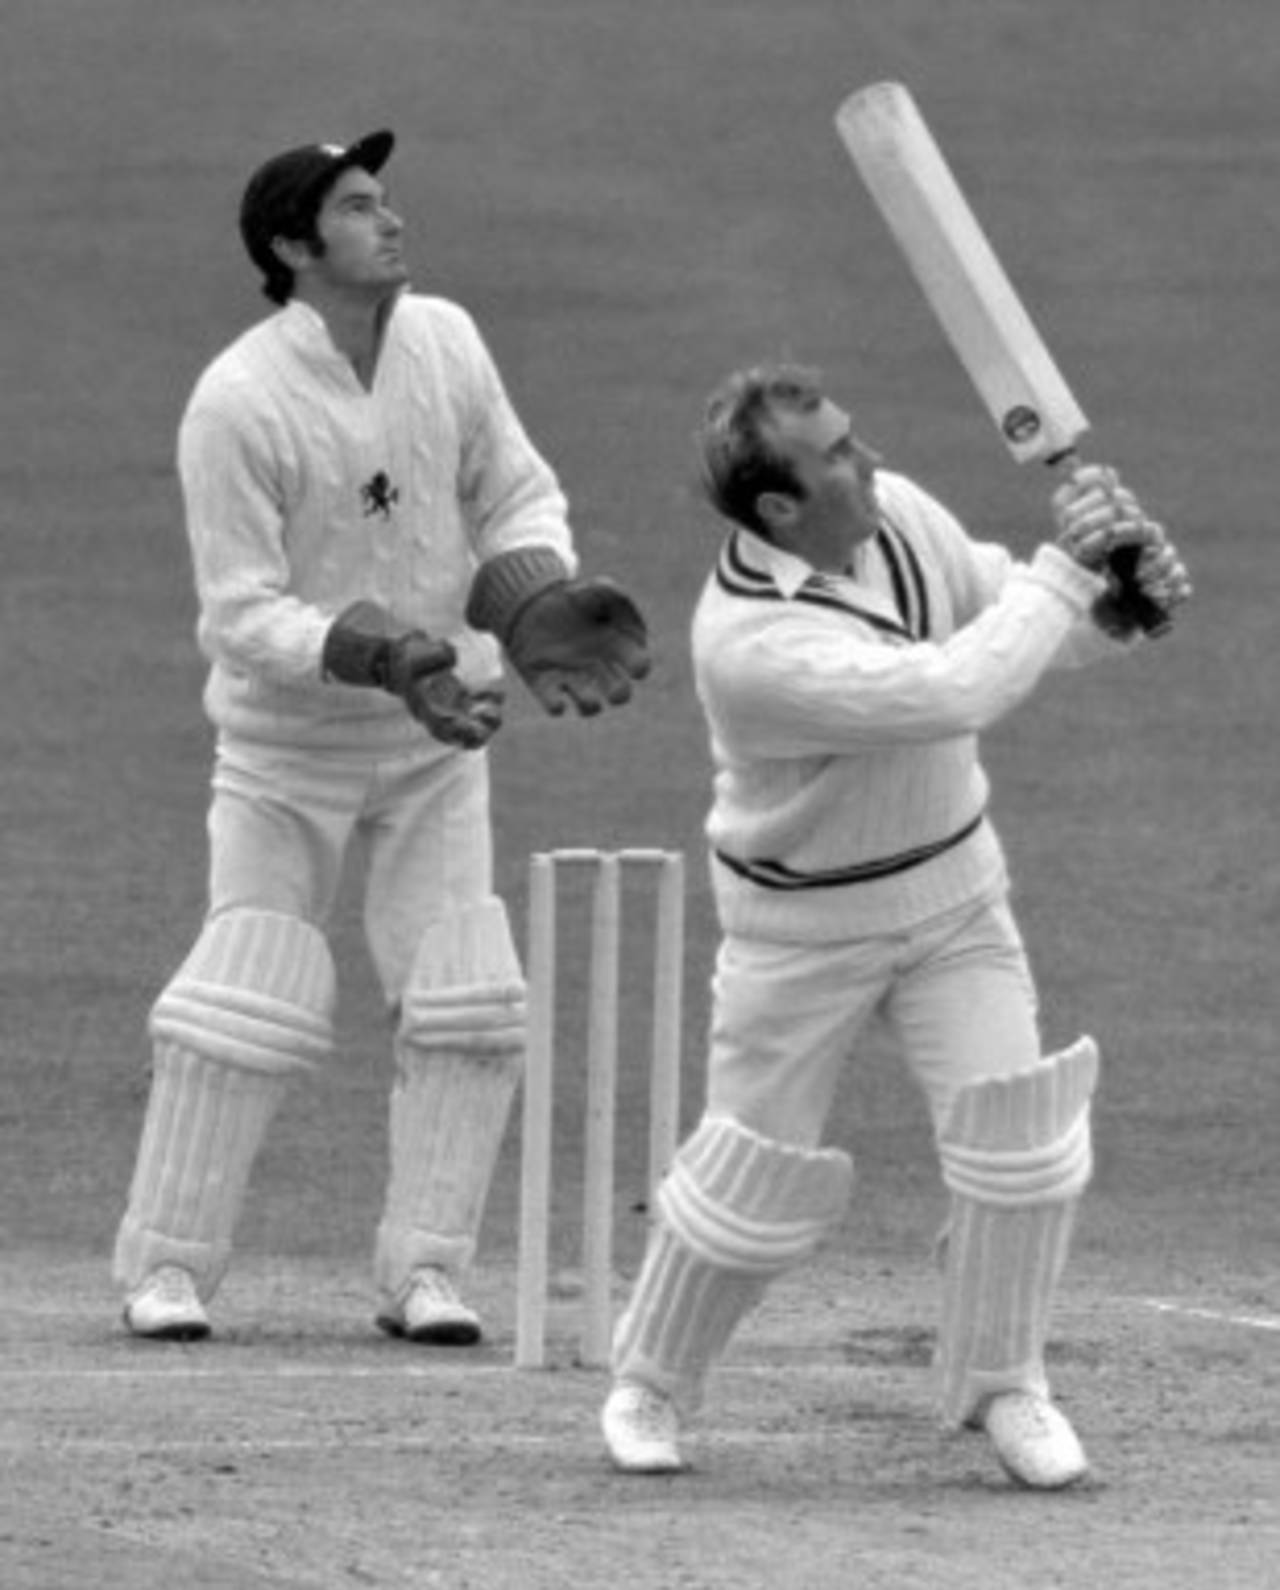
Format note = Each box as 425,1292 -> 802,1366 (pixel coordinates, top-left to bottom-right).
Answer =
694,470 -> 1122,942
177,293 -> 576,751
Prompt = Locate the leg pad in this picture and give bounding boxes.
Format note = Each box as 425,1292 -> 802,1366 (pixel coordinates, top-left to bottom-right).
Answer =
377,898 -> 526,1292
935,1038 -> 1099,1427
149,909 -> 337,1074
613,1116 -> 853,1410
658,1114 -> 853,1273
938,1037 -> 1098,1206
113,911 -> 336,1299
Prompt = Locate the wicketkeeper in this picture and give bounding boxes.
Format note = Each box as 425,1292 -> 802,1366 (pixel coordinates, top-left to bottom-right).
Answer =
112,129 -> 649,1344
600,362 -> 1189,1486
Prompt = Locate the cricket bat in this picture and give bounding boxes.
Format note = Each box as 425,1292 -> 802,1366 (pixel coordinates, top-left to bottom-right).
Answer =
835,81 -> 1168,635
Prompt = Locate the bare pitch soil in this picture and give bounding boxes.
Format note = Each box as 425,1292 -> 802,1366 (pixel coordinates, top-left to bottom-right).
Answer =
1,1252 -> 1276,1590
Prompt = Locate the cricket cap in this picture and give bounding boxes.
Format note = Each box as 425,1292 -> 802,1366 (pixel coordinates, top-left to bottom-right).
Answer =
239,129 -> 395,276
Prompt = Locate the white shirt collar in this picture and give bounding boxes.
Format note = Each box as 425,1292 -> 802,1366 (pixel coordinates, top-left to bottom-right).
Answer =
733,527 -> 819,599
731,524 -> 911,631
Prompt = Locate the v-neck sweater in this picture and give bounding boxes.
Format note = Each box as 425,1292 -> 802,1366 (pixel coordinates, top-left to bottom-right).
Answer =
177,294 -> 575,751
692,470 -> 1117,941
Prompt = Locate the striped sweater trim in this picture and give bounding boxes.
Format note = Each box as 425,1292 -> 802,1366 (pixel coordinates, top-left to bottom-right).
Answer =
875,519 -> 932,639
716,531 -> 915,641
713,810 -> 986,891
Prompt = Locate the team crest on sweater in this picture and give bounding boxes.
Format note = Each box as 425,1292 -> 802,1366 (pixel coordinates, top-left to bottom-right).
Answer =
361,470 -> 400,519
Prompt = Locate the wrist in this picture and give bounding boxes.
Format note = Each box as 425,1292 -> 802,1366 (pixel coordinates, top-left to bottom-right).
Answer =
1029,544 -> 1106,614
466,546 -> 571,643
323,602 -> 455,694
1090,590 -> 1142,642
322,608 -> 395,689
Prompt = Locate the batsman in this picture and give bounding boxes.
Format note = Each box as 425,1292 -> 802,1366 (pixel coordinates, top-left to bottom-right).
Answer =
600,363 -> 1189,1487
112,129 -> 648,1344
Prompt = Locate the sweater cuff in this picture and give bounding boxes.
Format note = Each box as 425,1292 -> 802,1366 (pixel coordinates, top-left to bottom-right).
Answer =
465,546 -> 571,641
1024,544 -> 1105,616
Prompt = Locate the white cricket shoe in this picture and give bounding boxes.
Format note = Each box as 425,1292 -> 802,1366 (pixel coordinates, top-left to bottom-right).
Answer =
123,1265 -> 211,1341
375,1267 -> 482,1346
985,1391 -> 1089,1489
602,1380 -> 684,1473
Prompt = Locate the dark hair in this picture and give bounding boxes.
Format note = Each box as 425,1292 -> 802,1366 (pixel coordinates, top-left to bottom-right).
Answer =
238,131 -> 395,305
257,218 -> 324,306
697,363 -> 825,534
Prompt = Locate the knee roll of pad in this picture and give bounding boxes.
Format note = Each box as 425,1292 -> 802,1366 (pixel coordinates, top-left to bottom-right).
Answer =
149,909 -> 336,1076
938,1037 -> 1099,1208
398,896 -> 526,1056
657,1114 -> 854,1275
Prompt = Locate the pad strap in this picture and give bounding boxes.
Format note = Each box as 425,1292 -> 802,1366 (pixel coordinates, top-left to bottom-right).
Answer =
940,1116 -> 1092,1205
658,1115 -> 853,1275
149,910 -> 336,1075
398,898 -> 527,1054
937,1038 -> 1098,1208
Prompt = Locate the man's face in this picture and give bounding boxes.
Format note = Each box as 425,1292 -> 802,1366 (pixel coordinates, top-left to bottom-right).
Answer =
298,166 -> 409,298
764,398 -> 883,568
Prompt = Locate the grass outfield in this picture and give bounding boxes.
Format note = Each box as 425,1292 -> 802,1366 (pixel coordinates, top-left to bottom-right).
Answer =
1,3 -> 1276,1584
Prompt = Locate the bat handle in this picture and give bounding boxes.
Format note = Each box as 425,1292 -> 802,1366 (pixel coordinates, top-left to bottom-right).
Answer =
1051,451 -> 1172,639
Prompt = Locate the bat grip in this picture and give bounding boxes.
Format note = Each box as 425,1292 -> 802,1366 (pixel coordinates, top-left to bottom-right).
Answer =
1051,452 -> 1171,639
1103,544 -> 1171,638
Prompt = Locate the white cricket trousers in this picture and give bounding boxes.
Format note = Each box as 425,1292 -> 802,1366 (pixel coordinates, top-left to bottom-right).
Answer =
704,893 -> 1041,1146
113,734 -> 500,1300
208,734 -> 493,1001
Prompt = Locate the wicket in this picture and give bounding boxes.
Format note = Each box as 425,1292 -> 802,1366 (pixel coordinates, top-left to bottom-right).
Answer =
516,848 -> 686,1369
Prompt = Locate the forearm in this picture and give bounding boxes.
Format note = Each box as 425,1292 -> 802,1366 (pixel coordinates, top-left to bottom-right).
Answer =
195,584 -> 333,684
710,546 -> 1103,755
1051,610 -> 1137,669
455,324 -> 577,571
467,448 -> 576,570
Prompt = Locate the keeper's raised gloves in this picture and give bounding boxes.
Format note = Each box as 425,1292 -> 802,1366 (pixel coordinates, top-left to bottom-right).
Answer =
466,547 -> 650,716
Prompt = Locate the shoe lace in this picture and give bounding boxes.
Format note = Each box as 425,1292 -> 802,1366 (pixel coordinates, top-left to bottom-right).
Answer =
151,1265 -> 196,1302
992,1393 -> 1062,1443
409,1267 -> 457,1305
625,1386 -> 676,1441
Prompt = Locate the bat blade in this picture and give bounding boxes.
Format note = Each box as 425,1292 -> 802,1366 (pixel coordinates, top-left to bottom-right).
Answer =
835,81 -> 1087,466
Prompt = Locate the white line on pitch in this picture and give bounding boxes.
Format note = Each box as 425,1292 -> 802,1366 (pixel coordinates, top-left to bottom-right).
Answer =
0,1359 -> 863,1382
0,1435 -> 561,1453
0,1424 -> 889,1456
0,1364 -> 513,1381
1136,1298 -> 1280,1333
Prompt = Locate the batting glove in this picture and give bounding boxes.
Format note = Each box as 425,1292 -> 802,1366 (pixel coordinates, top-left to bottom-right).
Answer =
1092,524 -> 1192,639
1051,465 -> 1144,571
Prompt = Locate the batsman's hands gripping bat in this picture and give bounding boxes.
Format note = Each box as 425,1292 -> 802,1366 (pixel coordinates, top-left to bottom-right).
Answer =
1051,466 -> 1193,639
1051,465 -> 1148,570
835,82 -> 1181,637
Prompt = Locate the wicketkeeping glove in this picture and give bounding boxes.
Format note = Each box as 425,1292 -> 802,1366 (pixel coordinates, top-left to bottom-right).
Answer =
322,601 -> 505,750
466,548 -> 651,717
503,579 -> 649,715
